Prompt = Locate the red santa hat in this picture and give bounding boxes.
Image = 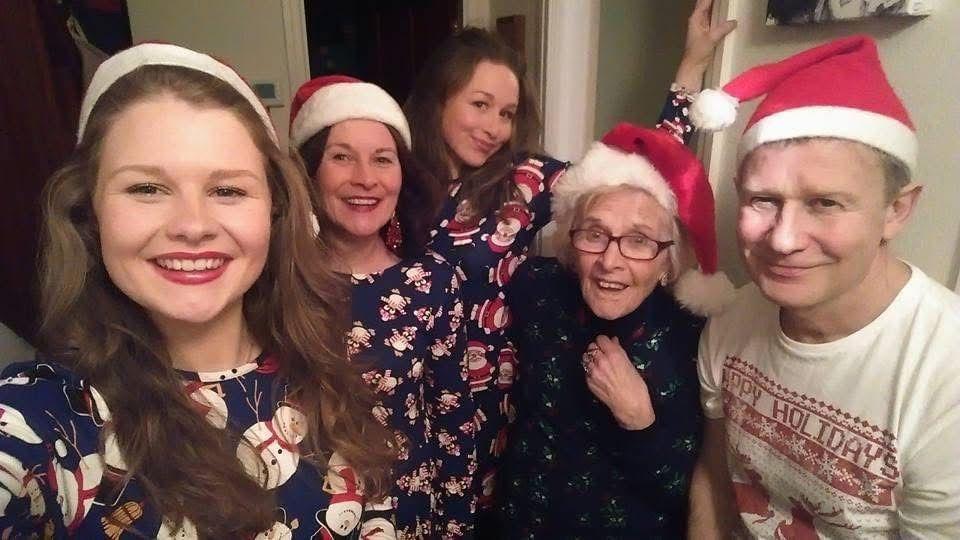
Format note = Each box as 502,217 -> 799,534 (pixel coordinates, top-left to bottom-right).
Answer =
690,35 -> 917,174
553,122 -> 734,316
78,43 -> 277,145
289,75 -> 411,149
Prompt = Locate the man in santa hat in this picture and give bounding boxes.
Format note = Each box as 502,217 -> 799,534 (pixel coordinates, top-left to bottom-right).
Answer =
688,35 -> 960,537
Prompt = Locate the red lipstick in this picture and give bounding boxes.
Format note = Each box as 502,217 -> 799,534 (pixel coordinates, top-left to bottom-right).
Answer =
152,252 -> 231,285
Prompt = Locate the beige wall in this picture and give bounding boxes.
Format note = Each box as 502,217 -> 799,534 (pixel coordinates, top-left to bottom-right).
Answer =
594,0 -> 695,137
463,0 -> 491,27
127,1 -> 293,146
489,0 -> 544,94
709,1 -> 960,286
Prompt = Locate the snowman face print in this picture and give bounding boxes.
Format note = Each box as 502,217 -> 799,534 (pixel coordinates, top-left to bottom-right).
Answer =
321,452 -> 365,536
236,404 -> 307,489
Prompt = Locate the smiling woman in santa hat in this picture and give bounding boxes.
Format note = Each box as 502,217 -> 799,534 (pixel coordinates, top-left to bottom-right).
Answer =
290,76 -> 476,539
496,122 -> 733,538
0,44 -> 396,539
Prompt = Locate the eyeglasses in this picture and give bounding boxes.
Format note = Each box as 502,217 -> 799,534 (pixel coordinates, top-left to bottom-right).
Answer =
569,229 -> 674,261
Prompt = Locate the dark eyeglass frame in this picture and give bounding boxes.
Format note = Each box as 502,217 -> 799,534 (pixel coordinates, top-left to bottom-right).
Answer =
569,229 -> 674,261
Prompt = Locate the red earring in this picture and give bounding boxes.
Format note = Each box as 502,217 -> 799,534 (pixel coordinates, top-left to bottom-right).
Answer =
385,212 -> 403,254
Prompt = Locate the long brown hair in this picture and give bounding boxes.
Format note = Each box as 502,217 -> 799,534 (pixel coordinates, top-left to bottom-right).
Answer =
405,26 -> 542,219
297,124 -> 442,258
38,65 -> 394,537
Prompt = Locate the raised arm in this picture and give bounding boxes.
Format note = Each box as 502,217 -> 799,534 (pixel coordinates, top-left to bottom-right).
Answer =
656,0 -> 737,145
675,0 -> 737,92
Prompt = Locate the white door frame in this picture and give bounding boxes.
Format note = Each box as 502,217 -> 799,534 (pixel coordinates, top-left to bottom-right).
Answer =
280,0 -> 310,103
697,0 -> 737,189
541,0 -> 600,163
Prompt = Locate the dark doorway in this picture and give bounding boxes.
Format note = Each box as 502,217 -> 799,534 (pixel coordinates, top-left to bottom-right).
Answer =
304,0 -> 461,104
0,1 -> 86,342
0,0 -> 131,344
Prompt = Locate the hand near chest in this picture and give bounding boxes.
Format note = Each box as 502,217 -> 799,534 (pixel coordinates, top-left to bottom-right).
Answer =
583,335 -> 655,430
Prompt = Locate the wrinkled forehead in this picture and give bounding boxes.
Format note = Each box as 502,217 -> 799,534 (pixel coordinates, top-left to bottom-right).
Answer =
737,138 -> 885,193
578,186 -> 673,234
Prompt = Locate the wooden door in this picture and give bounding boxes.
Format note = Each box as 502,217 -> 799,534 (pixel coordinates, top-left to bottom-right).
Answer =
0,0 -> 83,342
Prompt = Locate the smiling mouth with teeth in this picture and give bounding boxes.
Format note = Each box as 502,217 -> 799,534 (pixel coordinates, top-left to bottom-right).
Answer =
155,258 -> 226,272
596,279 -> 628,291
345,197 -> 380,206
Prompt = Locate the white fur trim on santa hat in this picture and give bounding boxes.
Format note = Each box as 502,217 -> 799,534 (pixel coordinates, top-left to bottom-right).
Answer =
673,269 -> 735,316
290,81 -> 411,149
78,43 -> 277,144
689,88 -> 739,132
552,141 -> 678,225
739,105 -> 918,175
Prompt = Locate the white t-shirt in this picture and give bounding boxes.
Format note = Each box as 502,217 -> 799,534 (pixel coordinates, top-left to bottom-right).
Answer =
698,264 -> 960,539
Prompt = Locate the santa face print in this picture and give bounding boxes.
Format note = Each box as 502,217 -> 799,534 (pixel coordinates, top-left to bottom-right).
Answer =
466,341 -> 493,391
93,96 -> 272,330
496,217 -> 520,239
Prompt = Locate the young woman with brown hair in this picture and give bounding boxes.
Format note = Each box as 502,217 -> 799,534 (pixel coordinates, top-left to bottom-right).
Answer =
0,44 -> 395,539
403,0 -> 736,524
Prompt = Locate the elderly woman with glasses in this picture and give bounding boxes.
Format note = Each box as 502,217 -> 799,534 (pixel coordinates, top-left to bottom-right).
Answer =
495,123 -> 733,538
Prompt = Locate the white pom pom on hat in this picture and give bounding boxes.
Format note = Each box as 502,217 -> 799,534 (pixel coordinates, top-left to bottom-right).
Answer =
689,88 -> 739,132
674,269 -> 735,317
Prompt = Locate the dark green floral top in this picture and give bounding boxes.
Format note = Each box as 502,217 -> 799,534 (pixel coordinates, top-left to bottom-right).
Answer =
498,258 -> 705,539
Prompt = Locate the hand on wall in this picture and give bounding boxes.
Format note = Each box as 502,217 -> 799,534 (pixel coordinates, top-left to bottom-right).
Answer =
676,0 -> 738,91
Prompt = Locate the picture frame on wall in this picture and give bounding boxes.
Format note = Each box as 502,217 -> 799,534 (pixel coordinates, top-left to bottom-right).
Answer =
766,0 -> 933,26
